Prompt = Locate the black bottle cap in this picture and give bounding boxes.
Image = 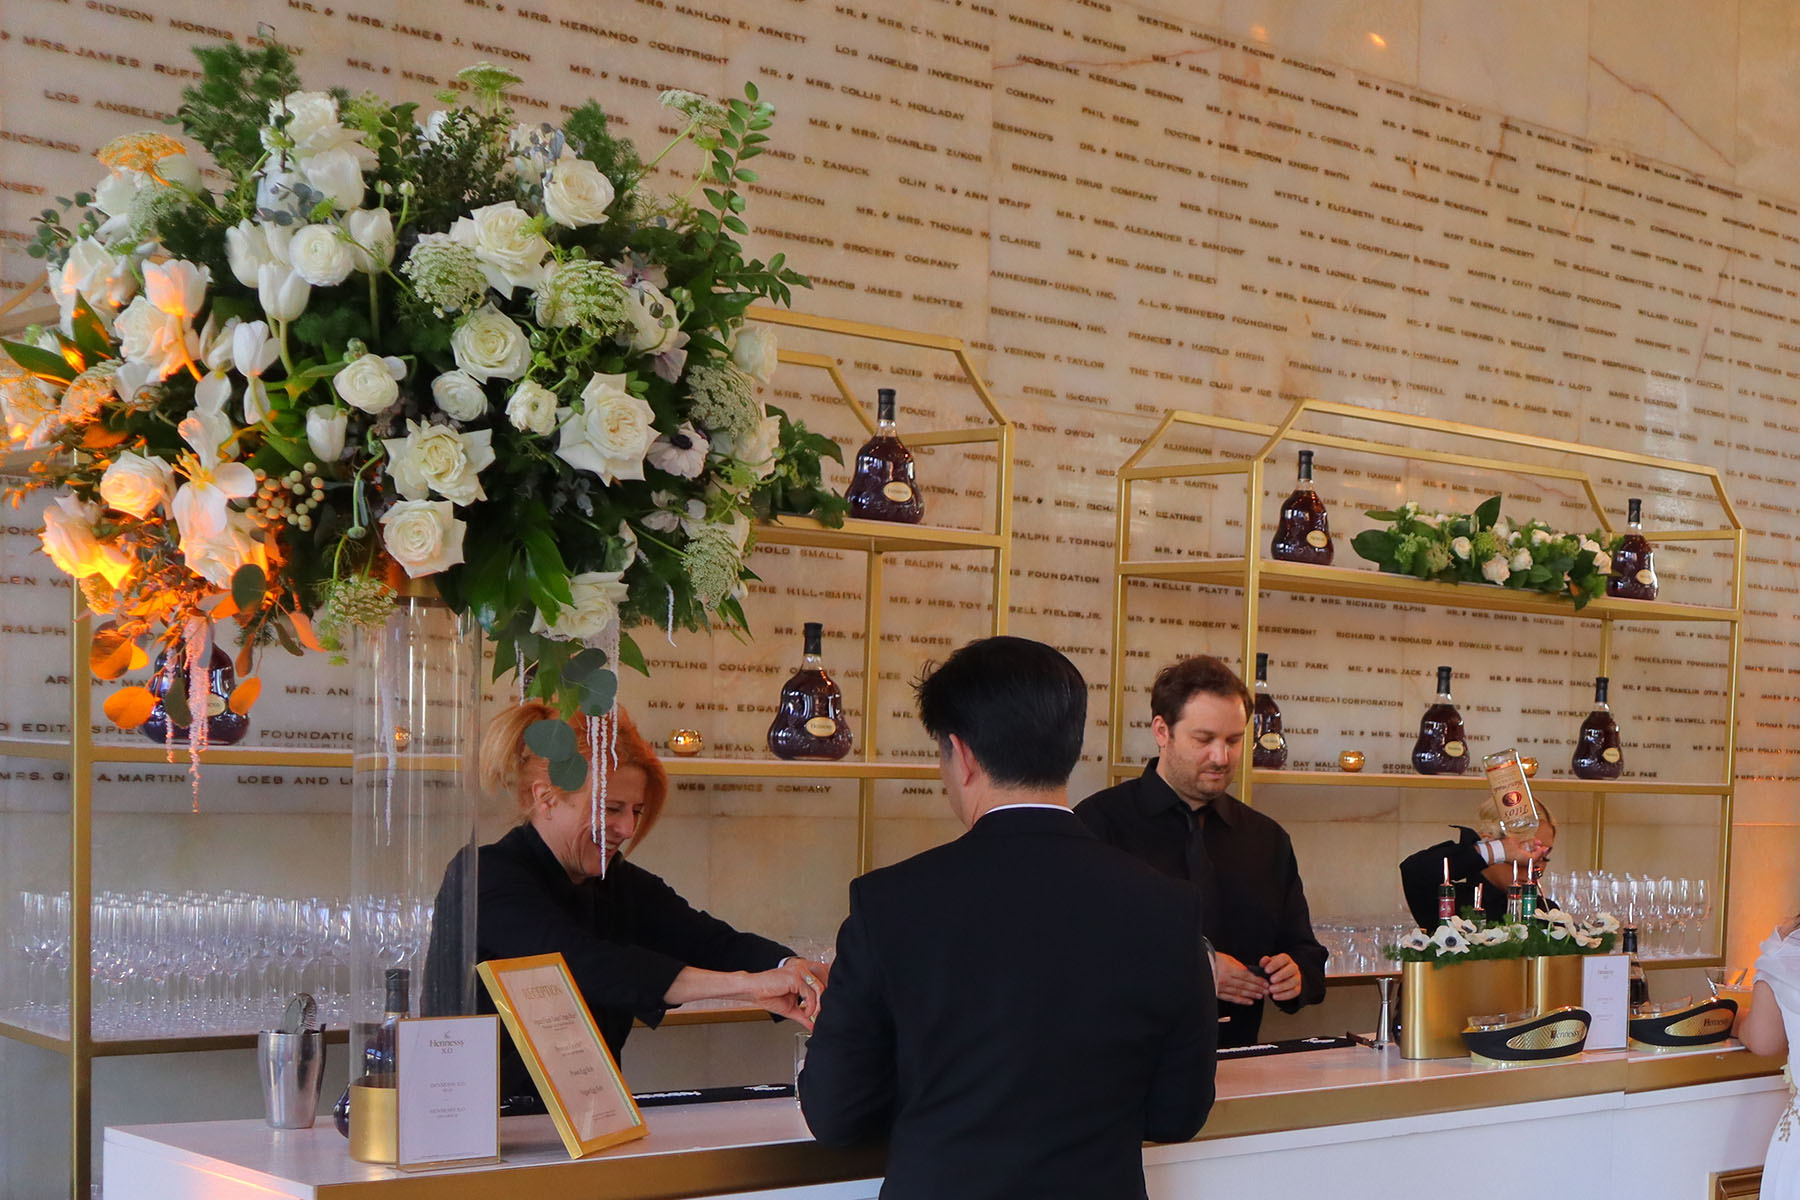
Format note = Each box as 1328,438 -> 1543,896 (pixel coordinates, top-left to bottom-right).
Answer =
803,622 -> 823,655
1296,449 -> 1314,479
1595,676 -> 1610,703
1627,497 -> 1642,523
384,967 -> 410,1015
876,388 -> 896,422
1255,652 -> 1269,681
1435,665 -> 1453,693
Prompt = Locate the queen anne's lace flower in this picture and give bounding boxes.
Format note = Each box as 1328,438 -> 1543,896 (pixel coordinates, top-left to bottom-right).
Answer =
401,234 -> 488,317
686,360 -> 760,444
659,89 -> 728,131
681,524 -> 744,609
534,260 -> 629,331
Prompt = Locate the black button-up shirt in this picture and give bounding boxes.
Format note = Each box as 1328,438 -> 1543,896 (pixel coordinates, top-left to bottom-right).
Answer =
1075,761 -> 1328,1047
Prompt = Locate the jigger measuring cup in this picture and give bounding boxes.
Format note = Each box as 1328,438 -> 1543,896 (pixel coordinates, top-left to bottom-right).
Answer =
258,1029 -> 327,1129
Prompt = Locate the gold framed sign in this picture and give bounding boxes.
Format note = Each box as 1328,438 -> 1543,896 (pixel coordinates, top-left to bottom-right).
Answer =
476,954 -> 648,1158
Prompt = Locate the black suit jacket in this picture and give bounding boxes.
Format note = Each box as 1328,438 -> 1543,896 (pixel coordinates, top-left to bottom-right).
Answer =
800,806 -> 1216,1200
1075,762 -> 1328,1047
1399,826 -> 1558,929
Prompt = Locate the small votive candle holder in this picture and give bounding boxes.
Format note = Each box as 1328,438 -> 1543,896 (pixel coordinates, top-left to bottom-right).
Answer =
1520,756 -> 1539,778
668,728 -> 704,757
1338,750 -> 1366,773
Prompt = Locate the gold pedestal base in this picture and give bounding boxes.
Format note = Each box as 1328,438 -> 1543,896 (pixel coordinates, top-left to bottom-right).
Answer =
1400,958 -> 1529,1059
1531,954 -> 1586,1015
348,1082 -> 398,1164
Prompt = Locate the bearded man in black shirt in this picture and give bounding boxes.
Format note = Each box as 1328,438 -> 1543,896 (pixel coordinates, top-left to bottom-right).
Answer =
1076,654 -> 1328,1047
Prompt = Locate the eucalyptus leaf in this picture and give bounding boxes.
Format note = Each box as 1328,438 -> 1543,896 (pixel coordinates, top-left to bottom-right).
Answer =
162,674 -> 192,729
547,754 -> 589,791
231,563 -> 267,612
525,717 -> 577,762
576,669 -> 618,716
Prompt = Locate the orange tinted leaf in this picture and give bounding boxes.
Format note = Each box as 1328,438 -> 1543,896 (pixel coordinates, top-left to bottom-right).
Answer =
89,628 -> 137,681
228,676 -> 261,716
289,611 -> 324,652
209,593 -> 239,621
103,686 -> 158,730
235,641 -> 254,676
82,426 -> 129,450
128,643 -> 148,671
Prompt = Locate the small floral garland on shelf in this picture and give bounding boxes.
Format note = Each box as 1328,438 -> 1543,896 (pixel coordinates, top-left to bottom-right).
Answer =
1389,910 -> 1621,964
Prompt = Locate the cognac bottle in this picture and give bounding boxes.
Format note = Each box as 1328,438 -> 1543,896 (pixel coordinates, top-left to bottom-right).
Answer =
141,640 -> 250,745
767,622 -> 853,760
845,387 -> 924,524
1571,675 -> 1624,780
1270,449 -> 1333,565
1251,652 -> 1288,770
1605,498 -> 1658,601
1412,665 -> 1470,775
335,967 -> 409,1139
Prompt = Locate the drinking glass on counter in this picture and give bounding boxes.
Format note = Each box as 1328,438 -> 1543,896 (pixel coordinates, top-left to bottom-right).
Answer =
1317,915 -> 1414,975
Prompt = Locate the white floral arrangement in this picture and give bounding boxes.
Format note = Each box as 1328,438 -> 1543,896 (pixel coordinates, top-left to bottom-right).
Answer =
1391,909 -> 1620,963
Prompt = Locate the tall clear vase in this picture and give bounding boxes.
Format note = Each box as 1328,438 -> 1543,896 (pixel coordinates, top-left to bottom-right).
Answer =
346,583 -> 481,1140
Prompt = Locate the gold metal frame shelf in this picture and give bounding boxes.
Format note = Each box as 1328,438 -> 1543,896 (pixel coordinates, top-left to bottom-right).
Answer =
1106,397 -> 1743,969
663,756 -> 938,781
757,515 -> 1005,555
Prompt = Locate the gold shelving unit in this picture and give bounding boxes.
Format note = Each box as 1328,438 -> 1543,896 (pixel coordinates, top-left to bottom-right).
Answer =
1106,397 -> 1744,967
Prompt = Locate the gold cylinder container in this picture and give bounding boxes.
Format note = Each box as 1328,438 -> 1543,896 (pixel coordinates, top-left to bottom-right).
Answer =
1400,958 -> 1529,1059
348,1082 -> 398,1164
1530,954 -> 1586,1016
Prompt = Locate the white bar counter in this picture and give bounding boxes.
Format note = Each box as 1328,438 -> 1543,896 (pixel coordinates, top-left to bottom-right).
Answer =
103,1044 -> 1787,1199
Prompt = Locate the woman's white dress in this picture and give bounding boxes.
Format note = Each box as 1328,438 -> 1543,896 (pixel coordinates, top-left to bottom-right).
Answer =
1754,928 -> 1800,1197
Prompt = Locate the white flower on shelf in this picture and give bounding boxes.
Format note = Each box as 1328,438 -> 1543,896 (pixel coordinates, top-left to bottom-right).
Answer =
431,370 -> 490,422
448,200 -> 550,295
542,158 -> 615,228
99,450 -> 175,519
1430,924 -> 1470,955
333,352 -> 407,415
1398,929 -> 1433,953
530,570 -> 629,644
1450,535 -> 1472,559
1480,554 -> 1510,584
1509,548 -> 1533,572
505,380 -> 560,436
450,305 -> 531,383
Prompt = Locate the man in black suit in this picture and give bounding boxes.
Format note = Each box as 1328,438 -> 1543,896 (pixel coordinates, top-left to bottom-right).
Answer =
800,636 -> 1216,1200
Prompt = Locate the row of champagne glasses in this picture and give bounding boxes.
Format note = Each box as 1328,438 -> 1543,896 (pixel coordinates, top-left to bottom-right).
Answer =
1315,915 -> 1416,975
1539,871 -> 1712,958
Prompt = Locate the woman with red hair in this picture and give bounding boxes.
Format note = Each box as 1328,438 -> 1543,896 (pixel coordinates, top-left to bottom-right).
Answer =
473,701 -> 824,1109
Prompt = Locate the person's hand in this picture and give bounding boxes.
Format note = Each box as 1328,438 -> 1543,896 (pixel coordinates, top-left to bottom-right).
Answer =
1500,834 -> 1549,864
1260,953 -> 1302,1003
1212,951 -> 1269,1005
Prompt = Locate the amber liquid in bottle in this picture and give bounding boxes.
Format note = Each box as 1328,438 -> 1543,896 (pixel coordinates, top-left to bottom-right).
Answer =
1605,497 -> 1658,601
1412,665 -> 1470,775
1270,449 -> 1333,565
845,387 -> 924,524
767,622 -> 853,761
141,640 -> 250,745
1251,652 -> 1288,770
1571,675 -> 1624,780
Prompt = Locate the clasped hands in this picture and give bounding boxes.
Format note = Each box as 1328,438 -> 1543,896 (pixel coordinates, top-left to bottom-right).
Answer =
1211,951 -> 1302,1005
662,958 -> 832,1029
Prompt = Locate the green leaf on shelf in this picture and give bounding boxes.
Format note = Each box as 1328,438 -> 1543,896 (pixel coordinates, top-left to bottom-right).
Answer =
1473,495 -> 1503,530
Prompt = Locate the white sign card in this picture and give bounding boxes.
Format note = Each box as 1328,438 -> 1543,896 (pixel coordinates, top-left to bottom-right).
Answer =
1583,954 -> 1630,1050
395,1015 -> 502,1171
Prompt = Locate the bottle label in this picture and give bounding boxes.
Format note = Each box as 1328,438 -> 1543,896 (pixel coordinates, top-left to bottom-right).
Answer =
206,694 -> 227,717
804,716 -> 839,738
1635,569 -> 1654,585
1444,740 -> 1465,757
1258,732 -> 1284,750
1305,529 -> 1329,548
882,481 -> 914,502
1602,747 -> 1621,763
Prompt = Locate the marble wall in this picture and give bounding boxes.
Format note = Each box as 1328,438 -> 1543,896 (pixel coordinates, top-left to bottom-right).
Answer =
5,0 -> 1800,1191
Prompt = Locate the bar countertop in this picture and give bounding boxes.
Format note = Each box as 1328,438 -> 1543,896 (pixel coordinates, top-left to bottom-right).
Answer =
103,1042 -> 1784,1199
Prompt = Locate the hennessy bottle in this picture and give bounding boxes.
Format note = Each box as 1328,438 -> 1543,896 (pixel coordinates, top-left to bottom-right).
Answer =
1251,652 -> 1288,770
767,622 -> 853,760
1605,498 -> 1658,601
845,387 -> 924,524
1412,665 -> 1470,775
140,639 -> 250,745
1571,675 -> 1624,780
335,967 -> 409,1139
1270,449 -> 1333,565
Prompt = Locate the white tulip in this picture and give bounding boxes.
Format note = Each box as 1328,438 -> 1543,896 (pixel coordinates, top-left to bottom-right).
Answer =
226,221 -> 276,288
257,264 -> 310,322
142,259 -> 210,320
231,320 -> 279,379
345,208 -> 395,273
305,405 -> 347,462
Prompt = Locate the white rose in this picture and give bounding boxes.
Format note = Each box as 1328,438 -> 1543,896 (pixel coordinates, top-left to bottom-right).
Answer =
447,201 -> 549,296
1481,554 -> 1511,584
155,151 -> 201,193
1593,551 -> 1613,576
431,371 -> 490,422
1531,528 -> 1552,546
333,352 -> 407,414
305,405 -> 348,462
619,281 -> 677,354
345,208 -> 395,273
531,570 -> 629,644
181,514 -> 267,588
270,91 -> 342,157
226,221 -> 276,288
142,259 -> 210,320
1450,535 -> 1472,560
1509,548 -> 1532,572
99,451 -> 176,518
288,223 -> 357,287
382,419 -> 495,504
555,374 -> 655,483
93,170 -> 142,219
450,305 -> 531,383
730,326 -> 779,384
40,496 -> 132,587
734,413 -> 782,479
301,145 -> 367,212
114,296 -> 192,380
542,158 -> 615,227
505,380 -> 558,435
257,264 -> 310,322
380,500 -> 466,577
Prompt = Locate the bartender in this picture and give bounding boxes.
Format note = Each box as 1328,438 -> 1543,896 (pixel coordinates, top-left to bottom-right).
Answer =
1400,799 -> 1556,929
1075,654 -> 1328,1047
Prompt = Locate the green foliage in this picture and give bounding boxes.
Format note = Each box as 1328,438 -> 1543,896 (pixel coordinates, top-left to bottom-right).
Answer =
751,406 -> 847,527
1355,498 -> 1618,608
176,40 -> 303,180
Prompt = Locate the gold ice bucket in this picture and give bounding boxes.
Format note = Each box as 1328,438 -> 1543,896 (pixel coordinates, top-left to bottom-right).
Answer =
1400,958 -> 1529,1059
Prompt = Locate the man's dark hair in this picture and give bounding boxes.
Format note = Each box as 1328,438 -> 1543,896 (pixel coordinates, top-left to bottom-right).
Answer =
1149,655 -> 1252,729
914,636 -> 1086,787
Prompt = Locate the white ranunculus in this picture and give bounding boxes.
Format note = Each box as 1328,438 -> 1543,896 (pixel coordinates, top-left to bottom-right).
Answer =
114,296 -> 193,380
447,201 -> 549,296
734,413 -> 782,480
730,325 -> 779,384
1509,548 -> 1533,572
1450,535 -> 1472,560
505,380 -> 559,435
555,373 -> 655,483
333,353 -> 407,415
450,305 -> 531,383
531,570 -> 629,644
345,208 -> 395,273
380,500 -> 466,577
288,223 -> 356,287
99,450 -> 176,518
431,371 -> 490,422
270,91 -> 341,157
226,221 -> 276,288
619,280 -> 677,354
301,145 -> 367,212
542,158 -> 615,227
1481,554 -> 1510,584
142,259 -> 210,320
305,405 -> 348,462
257,264 -> 310,322
382,420 -> 495,504
181,513 -> 268,588
40,496 -> 132,587
231,320 -> 279,379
